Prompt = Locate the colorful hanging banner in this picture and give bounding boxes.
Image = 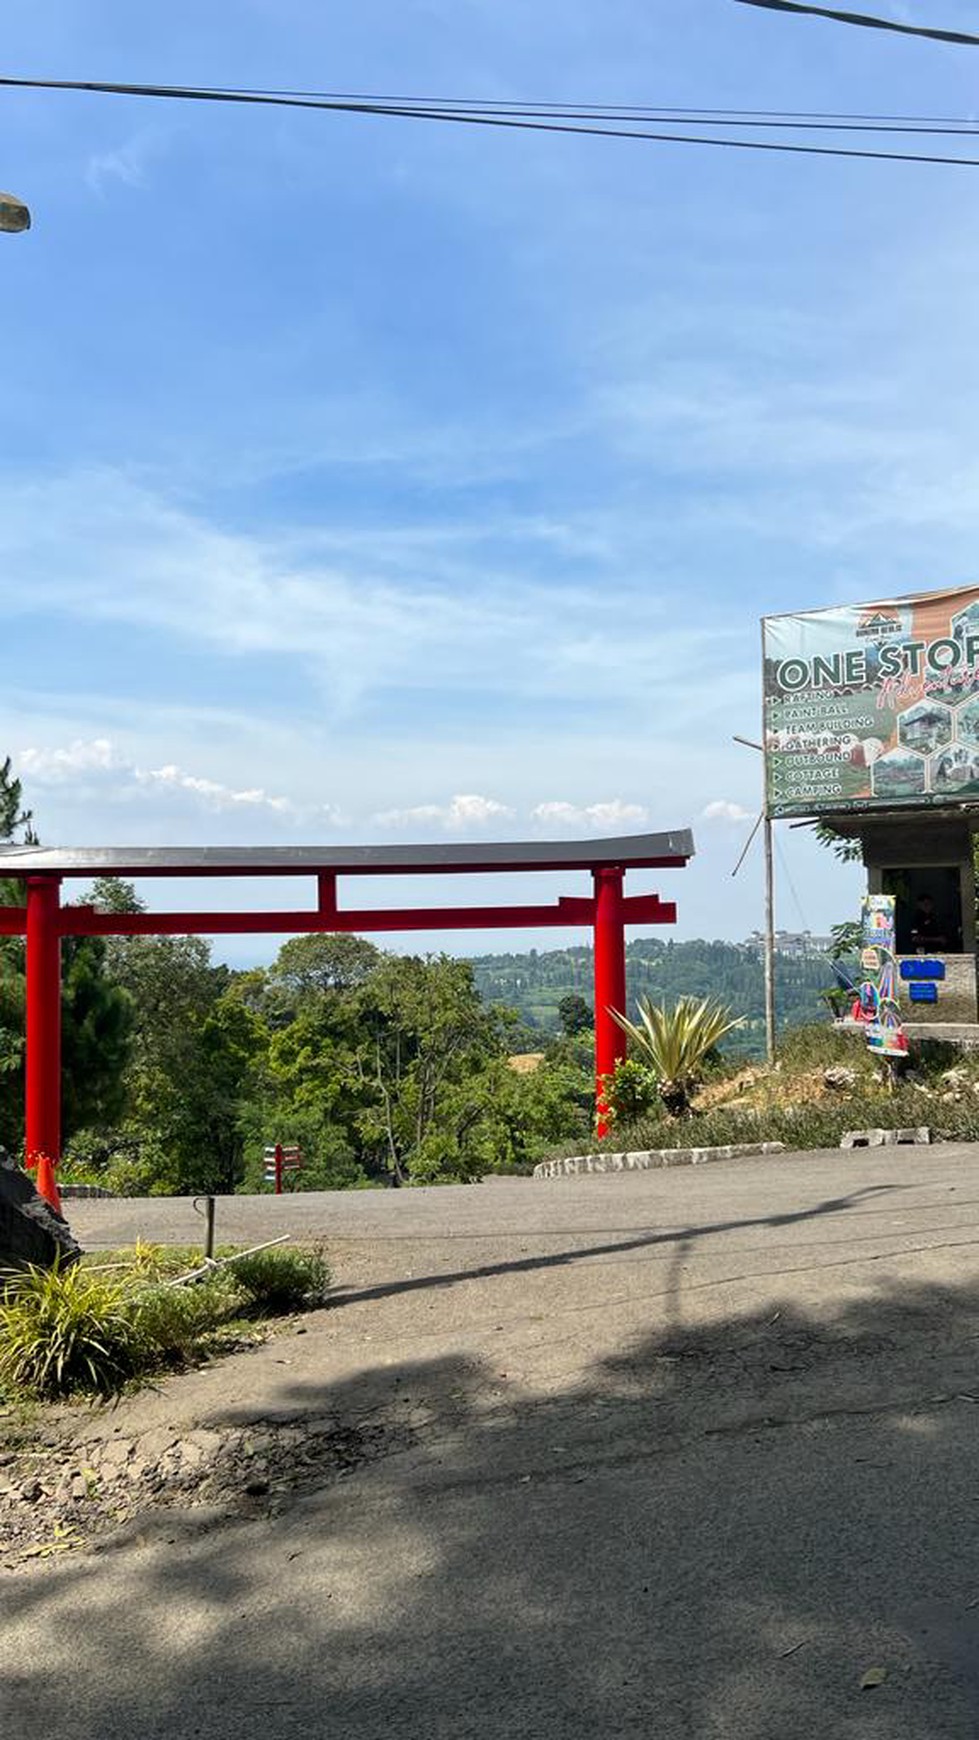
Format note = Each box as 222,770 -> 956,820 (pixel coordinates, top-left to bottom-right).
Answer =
856,894 -> 908,1059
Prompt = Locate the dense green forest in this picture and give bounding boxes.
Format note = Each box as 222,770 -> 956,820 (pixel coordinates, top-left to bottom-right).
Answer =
469,938 -> 832,1054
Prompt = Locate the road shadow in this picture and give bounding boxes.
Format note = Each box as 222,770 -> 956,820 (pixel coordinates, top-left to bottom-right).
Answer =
7,1248 -> 979,1738
328,1182 -> 908,1306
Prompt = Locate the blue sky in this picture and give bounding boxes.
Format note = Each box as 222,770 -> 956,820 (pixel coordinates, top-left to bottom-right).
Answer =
3,1 -> 978,960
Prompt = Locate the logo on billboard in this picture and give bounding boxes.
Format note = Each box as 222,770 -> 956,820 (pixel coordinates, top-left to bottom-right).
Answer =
855,606 -> 905,640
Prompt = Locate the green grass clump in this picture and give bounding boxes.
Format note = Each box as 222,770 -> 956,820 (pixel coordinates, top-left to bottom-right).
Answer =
233,1245 -> 331,1313
0,1262 -> 137,1398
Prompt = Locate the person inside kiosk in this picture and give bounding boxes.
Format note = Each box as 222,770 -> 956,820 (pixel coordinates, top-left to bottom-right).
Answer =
888,866 -> 963,954
911,893 -> 947,952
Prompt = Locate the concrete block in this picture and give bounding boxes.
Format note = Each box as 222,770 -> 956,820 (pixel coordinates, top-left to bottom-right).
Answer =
840,1126 -> 931,1149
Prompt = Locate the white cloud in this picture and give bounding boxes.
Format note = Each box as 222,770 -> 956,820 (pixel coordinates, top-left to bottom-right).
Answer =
19,739 -> 122,781
531,799 -> 649,830
376,795 -> 652,835
85,127 -> 170,196
16,737 -> 344,823
0,468 -> 744,721
137,764 -> 290,816
701,799 -> 754,824
375,793 -> 515,831
601,369 -> 908,478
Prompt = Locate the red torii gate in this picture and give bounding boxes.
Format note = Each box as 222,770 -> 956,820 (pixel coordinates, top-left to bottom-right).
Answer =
0,831 -> 694,1204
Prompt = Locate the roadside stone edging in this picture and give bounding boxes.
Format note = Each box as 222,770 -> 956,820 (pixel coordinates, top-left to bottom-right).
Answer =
839,1127 -> 931,1150
59,1184 -> 117,1200
533,1141 -> 786,1179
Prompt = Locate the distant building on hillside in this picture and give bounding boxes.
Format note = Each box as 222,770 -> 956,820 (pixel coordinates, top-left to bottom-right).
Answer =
743,929 -> 833,959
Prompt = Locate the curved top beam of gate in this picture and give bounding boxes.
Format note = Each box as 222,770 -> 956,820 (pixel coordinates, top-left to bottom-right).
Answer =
0,830 -> 695,878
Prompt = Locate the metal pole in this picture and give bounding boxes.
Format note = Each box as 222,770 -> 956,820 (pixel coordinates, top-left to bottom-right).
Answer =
763,816 -> 776,1066
204,1195 -> 215,1259
593,866 -> 627,1137
734,730 -> 777,1067
274,1142 -> 283,1196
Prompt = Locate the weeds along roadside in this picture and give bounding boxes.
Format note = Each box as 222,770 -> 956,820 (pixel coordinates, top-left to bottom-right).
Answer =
0,1242 -> 330,1402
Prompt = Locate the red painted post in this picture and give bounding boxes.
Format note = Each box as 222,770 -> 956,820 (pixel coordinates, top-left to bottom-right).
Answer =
317,872 -> 338,920
274,1142 -> 283,1196
25,876 -> 63,1209
593,867 -> 627,1139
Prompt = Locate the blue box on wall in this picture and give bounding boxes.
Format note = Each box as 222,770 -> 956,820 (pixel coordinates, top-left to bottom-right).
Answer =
908,982 -> 939,1004
900,959 -> 946,982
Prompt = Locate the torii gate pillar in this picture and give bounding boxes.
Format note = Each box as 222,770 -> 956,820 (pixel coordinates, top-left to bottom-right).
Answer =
593,866 -> 627,1137
25,875 -> 62,1209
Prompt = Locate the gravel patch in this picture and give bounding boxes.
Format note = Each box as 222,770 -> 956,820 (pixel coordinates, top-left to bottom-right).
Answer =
0,1410 -> 416,1567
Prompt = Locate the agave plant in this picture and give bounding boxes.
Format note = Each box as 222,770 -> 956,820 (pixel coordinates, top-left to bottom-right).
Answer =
610,995 -> 745,1118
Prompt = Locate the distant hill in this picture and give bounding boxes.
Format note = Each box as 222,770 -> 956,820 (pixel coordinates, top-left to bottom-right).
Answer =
469,937 -> 832,1054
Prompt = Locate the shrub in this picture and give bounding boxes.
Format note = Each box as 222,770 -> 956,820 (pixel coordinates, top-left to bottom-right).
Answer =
131,1274 -> 242,1365
233,1245 -> 330,1313
604,1057 -> 661,1126
0,1261 -> 137,1397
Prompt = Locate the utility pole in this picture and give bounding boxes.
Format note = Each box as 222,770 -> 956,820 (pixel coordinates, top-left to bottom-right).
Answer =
763,811 -> 776,1066
733,735 -> 777,1066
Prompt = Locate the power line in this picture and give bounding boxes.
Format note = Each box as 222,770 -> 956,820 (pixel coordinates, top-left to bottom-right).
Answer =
8,74 -> 979,137
142,87 -> 979,130
734,0 -> 979,46
5,74 -> 979,167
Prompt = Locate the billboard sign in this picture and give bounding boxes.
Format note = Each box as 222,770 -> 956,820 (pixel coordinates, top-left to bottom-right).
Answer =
763,585 -> 979,817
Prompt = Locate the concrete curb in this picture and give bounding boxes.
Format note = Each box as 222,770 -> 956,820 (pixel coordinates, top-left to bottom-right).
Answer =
839,1127 -> 931,1149
534,1141 -> 787,1179
59,1184 -> 117,1200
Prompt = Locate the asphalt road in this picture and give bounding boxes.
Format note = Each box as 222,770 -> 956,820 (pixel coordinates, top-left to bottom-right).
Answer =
7,1146 -> 979,1738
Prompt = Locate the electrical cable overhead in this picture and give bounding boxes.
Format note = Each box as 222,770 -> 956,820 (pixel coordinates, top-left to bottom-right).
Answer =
5,74 -> 979,167
734,0 -> 979,46
184,93 -> 979,128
